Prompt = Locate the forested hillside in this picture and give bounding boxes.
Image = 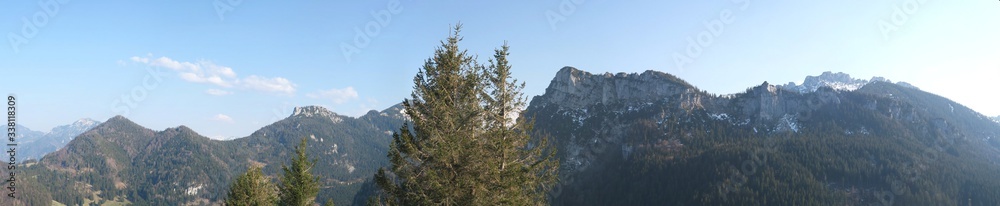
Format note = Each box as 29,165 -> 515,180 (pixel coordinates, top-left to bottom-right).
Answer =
526,67 -> 1000,205
20,105 -> 404,206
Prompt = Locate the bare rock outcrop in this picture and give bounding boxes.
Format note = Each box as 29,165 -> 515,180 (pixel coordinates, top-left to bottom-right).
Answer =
539,66 -> 695,109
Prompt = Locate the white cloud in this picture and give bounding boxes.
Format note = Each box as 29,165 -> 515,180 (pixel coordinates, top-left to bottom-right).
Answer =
205,89 -> 232,96
129,54 -> 297,95
307,87 -> 359,104
212,114 -> 234,123
130,56 -> 149,64
131,55 -> 237,87
241,75 -> 297,95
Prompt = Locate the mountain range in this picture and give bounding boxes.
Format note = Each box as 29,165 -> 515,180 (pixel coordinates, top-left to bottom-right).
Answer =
18,105 -> 405,206
15,118 -> 102,162
525,67 -> 1000,205
780,71 -> 918,93
14,67 -> 1000,205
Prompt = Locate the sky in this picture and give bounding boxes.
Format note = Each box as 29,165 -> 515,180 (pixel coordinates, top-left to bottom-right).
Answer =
1,0 -> 998,139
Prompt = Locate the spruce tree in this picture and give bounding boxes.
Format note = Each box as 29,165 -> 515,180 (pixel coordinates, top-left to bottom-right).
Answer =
279,138 -> 321,206
224,165 -> 277,206
480,43 -> 559,205
373,24 -> 558,206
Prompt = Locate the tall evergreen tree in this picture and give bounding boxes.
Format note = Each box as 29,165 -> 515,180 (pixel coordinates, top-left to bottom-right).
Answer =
373,24 -> 558,206
224,165 -> 277,206
279,138 -> 321,206
480,43 -> 559,205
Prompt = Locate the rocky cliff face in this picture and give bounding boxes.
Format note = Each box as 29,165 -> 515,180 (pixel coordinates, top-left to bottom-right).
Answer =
532,68 -> 929,133
537,67 -> 696,109
529,66 -> 998,153
740,82 -> 802,121
524,67 -> 1000,205
534,67 -> 843,125
292,105 -> 344,123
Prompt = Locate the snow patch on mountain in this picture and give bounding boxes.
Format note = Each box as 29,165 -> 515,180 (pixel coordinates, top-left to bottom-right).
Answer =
709,113 -> 729,121
781,71 -> 918,93
774,114 -> 800,133
49,118 -> 102,139
73,118 -> 100,128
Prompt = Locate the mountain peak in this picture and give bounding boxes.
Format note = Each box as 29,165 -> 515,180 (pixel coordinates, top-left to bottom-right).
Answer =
99,115 -> 146,132
556,66 -> 584,75
540,67 -> 694,109
109,115 -> 129,122
292,105 -> 334,117
164,125 -> 201,137
781,71 -> 916,93
553,66 -> 589,86
751,81 -> 782,94
49,118 -> 102,136
290,105 -> 344,123
72,118 -> 100,127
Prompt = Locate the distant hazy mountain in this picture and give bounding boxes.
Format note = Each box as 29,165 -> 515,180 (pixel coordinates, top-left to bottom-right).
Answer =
781,71 -> 918,93
22,105 -> 405,206
18,118 -> 101,162
526,67 -> 1000,205
992,116 -> 1000,124
13,124 -> 45,145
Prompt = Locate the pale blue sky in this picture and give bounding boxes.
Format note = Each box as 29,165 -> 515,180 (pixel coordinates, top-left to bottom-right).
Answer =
2,1 -> 997,139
